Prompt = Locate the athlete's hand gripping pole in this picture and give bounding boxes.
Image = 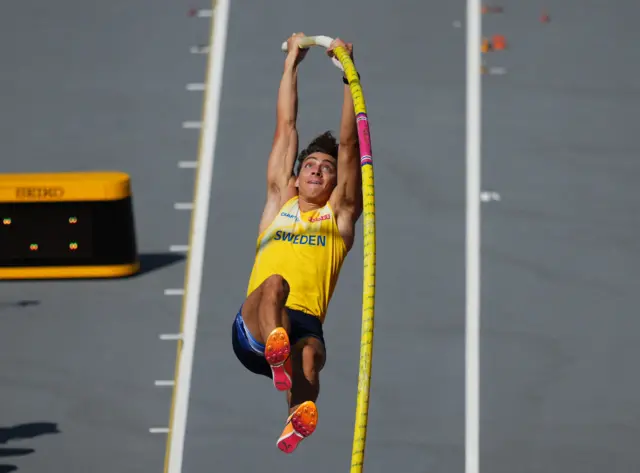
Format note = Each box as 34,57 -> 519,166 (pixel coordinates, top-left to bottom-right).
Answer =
281,35 -> 345,72
281,34 -> 377,473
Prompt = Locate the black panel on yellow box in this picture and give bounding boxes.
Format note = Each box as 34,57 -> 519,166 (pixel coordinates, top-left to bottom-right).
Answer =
0,171 -> 139,279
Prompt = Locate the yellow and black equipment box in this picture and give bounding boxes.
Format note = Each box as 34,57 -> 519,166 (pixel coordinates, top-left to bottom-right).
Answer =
0,171 -> 139,279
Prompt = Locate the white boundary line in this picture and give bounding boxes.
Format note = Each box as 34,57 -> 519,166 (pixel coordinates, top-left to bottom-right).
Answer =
166,0 -> 230,472
466,0 -> 481,473
186,83 -> 206,91
196,9 -> 213,17
150,427 -> 170,434
164,288 -> 185,296
155,380 -> 176,387
178,161 -> 197,169
190,45 -> 210,54
160,333 -> 183,341
169,245 -> 189,253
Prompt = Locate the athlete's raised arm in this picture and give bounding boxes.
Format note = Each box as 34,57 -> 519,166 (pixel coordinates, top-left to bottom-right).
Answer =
328,39 -> 362,250
259,33 -> 309,232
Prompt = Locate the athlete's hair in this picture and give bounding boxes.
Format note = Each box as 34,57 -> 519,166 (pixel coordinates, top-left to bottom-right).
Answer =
294,130 -> 339,175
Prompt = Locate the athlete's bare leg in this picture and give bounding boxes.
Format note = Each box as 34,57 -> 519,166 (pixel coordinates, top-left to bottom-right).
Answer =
287,337 -> 326,414
241,274 -> 294,390
241,274 -> 291,344
276,337 -> 325,453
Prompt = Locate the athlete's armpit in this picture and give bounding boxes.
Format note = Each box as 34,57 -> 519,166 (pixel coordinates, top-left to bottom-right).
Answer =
259,175 -> 297,236
334,204 -> 358,252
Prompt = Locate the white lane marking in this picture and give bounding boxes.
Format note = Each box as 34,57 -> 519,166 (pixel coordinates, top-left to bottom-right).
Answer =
182,121 -> 202,129
150,428 -> 170,434
466,0 -> 481,472
178,161 -> 197,169
169,245 -> 189,253
186,83 -> 206,91
166,0 -> 230,471
174,202 -> 194,210
196,9 -> 213,17
164,289 -> 185,296
155,380 -> 176,387
480,191 -> 501,202
190,45 -> 210,54
160,333 -> 183,341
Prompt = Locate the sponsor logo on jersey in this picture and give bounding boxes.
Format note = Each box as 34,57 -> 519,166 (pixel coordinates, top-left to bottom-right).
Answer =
308,214 -> 330,223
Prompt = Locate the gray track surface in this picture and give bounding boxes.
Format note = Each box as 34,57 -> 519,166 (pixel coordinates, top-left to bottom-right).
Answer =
481,2 -> 640,472
186,1 -> 640,473
2,0 -> 638,472
186,1 -> 467,473
0,2 -> 209,472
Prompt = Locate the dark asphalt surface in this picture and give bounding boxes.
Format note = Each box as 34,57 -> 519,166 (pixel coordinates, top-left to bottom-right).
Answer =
186,1 -> 467,472
481,2 -> 640,472
1,1 -> 638,472
0,1 -> 208,472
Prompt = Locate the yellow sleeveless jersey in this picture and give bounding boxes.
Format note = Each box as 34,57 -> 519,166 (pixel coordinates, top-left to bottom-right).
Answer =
246,196 -> 347,323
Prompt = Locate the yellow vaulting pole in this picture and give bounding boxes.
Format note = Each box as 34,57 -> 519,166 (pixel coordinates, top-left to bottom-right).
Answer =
281,35 -> 377,472
331,45 -> 377,473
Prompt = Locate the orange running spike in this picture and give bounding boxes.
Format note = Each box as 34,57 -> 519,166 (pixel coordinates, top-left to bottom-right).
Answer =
277,401 -> 318,454
265,327 -> 292,391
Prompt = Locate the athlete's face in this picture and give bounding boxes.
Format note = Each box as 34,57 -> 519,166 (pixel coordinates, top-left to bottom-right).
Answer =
296,152 -> 337,203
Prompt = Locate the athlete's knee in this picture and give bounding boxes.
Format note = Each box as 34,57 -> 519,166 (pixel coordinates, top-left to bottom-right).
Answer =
261,274 -> 290,303
300,340 -> 325,379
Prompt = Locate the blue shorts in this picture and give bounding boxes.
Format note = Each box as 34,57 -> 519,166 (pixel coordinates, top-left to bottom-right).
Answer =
231,306 -> 326,379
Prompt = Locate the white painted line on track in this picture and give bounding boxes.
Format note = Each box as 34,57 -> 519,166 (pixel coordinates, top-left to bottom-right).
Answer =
466,0 -> 481,472
480,191 -> 501,202
178,161 -> 198,169
182,121 -> 202,129
164,289 -> 185,296
169,245 -> 189,253
190,45 -> 210,54
150,428 -> 170,434
196,9 -> 213,17
174,202 -> 194,210
186,83 -> 206,91
155,380 -> 176,387
166,0 -> 230,471
160,334 -> 183,341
